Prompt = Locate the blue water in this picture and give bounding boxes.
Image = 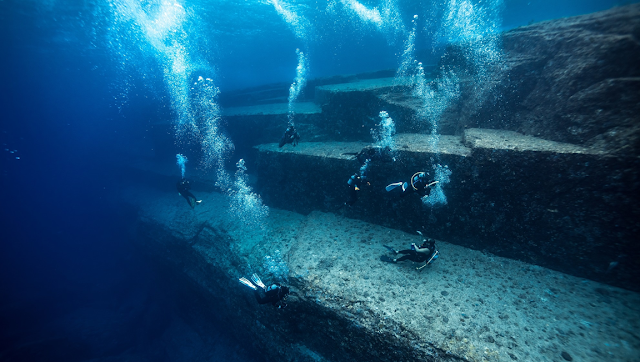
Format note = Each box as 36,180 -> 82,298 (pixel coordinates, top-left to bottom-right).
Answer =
0,0 -> 633,360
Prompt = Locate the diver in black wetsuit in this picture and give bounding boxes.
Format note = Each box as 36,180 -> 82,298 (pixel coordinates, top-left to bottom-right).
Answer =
254,284 -> 290,307
385,171 -> 437,198
381,234 -> 439,270
239,274 -> 290,309
177,179 -> 201,208
344,173 -> 370,207
279,125 -> 300,148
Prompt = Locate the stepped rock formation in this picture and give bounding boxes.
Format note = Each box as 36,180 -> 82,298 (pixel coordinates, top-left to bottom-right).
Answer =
129,5 -> 640,362
127,179 -> 640,362
246,4 -> 640,290
255,129 -> 639,291
436,3 -> 640,156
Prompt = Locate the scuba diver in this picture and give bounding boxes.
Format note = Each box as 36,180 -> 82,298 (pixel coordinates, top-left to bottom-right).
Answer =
177,179 -> 201,208
338,145 -> 395,208
279,125 -> 301,148
239,274 -> 290,309
344,173 -> 370,207
385,171 -> 437,197
380,232 -> 439,270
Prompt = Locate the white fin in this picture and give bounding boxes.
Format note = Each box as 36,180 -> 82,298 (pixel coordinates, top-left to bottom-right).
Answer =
251,274 -> 266,290
239,277 -> 257,290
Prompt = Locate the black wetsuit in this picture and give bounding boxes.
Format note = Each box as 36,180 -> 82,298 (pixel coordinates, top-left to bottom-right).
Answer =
410,172 -> 433,197
396,240 -> 437,263
279,126 -> 300,147
254,285 -> 290,308
345,174 -> 366,206
177,179 -> 197,208
395,249 -> 429,263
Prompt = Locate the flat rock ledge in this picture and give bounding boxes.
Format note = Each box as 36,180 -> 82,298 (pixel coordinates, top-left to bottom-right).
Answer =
123,181 -> 640,362
254,129 -> 639,291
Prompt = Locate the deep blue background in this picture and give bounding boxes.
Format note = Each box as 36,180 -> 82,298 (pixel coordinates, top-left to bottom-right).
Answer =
0,0 -> 634,360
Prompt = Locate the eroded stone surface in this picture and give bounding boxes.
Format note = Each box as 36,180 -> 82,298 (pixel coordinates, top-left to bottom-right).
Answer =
462,128 -> 600,154
438,4 -> 640,156
315,78 -> 399,97
125,178 -> 640,362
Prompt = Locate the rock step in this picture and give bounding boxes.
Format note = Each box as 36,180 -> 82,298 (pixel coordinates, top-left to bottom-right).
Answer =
314,77 -> 420,141
256,129 -> 600,159
314,77 -> 401,103
126,180 -> 640,362
462,128 -> 599,154
221,102 -> 327,158
439,3 -> 640,154
222,102 -> 322,117
254,128 -> 639,291
221,78 -> 417,153
256,134 -> 471,158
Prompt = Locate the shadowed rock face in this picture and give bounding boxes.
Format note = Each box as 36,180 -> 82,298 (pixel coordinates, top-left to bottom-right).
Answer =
439,4 -> 640,156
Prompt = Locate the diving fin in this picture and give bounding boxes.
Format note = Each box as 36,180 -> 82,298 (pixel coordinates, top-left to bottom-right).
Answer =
380,255 -> 396,263
385,182 -> 403,192
251,273 -> 266,290
239,277 -> 257,290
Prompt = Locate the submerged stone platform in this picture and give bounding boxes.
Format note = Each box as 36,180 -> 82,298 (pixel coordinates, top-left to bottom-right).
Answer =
122,174 -> 640,362
254,128 -> 639,292
222,102 -> 328,161
313,77 -> 419,141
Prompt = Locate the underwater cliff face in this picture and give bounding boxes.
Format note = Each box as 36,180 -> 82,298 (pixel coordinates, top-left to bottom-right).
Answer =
438,4 -> 640,156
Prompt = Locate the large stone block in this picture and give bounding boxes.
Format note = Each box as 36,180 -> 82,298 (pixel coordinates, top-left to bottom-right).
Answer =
315,78 -> 418,141
437,3 -> 640,156
222,102 -> 326,163
255,129 -> 640,291
125,175 -> 640,362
